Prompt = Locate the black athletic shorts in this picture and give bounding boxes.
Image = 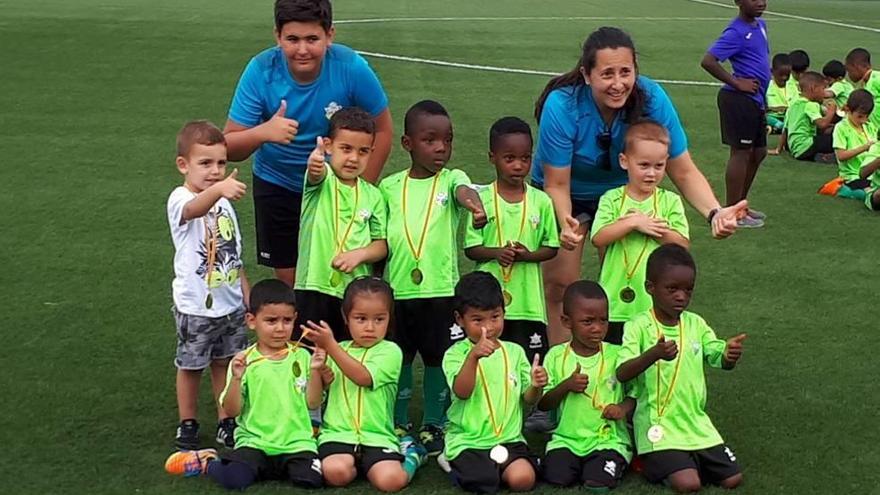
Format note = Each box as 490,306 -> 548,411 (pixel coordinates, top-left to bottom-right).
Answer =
449,442 -> 537,494
253,175 -> 302,269
318,442 -> 403,475
532,182 -> 600,230
501,320 -> 548,364
794,134 -> 834,161
223,446 -> 323,488
641,444 -> 740,485
542,448 -> 627,488
393,297 -> 462,367
294,290 -> 348,342
718,89 -> 768,149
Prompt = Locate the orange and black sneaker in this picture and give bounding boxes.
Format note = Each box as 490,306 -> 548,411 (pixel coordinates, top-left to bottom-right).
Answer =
164,448 -> 218,477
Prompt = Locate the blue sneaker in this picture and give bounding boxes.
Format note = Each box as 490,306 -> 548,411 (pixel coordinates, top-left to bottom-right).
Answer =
418,424 -> 445,456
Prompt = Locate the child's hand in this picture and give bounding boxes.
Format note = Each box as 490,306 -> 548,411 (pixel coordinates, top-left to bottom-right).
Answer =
307,136 -> 327,177
320,365 -> 335,386
511,241 -> 531,261
626,211 -> 669,238
496,243 -> 517,267
724,333 -> 748,365
310,346 -> 328,371
733,77 -> 759,94
563,363 -> 589,393
302,320 -> 336,349
465,199 -> 488,229
601,403 -> 625,420
263,99 -> 299,144
469,326 -> 499,360
332,249 -> 364,273
230,351 -> 248,379
825,101 -> 838,114
530,353 -> 548,388
651,335 -> 678,361
560,215 -> 585,250
216,168 -> 247,201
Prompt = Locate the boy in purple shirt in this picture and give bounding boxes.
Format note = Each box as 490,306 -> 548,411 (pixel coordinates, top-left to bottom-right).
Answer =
701,0 -> 771,229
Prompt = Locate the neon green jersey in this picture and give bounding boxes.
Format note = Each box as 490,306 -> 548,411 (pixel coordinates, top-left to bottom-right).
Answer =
833,119 -> 878,181
863,71 -> 880,129
785,95 -> 824,158
464,183 -> 559,322
829,79 -> 854,109
219,346 -> 316,455
766,80 -> 790,118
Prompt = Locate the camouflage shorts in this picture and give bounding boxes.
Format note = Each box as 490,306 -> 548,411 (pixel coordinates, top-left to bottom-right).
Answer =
173,307 -> 248,370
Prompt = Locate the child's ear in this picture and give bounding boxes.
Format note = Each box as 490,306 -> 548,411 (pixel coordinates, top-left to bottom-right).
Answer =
618,153 -> 629,171
401,134 -> 413,152
322,136 -> 332,150
453,310 -> 464,328
488,151 -> 495,162
644,280 -> 655,296
326,26 -> 336,44
560,313 -> 572,331
245,312 -> 257,330
175,156 -> 188,175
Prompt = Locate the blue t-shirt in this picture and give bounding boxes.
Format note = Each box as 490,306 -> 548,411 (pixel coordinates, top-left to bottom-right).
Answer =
228,44 -> 389,192
708,17 -> 771,108
532,76 -> 688,202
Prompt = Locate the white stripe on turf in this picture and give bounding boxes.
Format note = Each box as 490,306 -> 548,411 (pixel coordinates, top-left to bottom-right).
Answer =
681,0 -> 880,33
336,16 -> 740,24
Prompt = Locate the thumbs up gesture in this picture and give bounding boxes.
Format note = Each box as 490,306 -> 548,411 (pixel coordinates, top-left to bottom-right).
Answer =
263,99 -> 299,144
723,333 -> 747,366
464,198 -> 488,229
217,168 -> 247,201
470,326 -> 499,360
307,136 -> 328,181
652,335 -> 678,361
564,363 -> 589,394
530,353 -> 548,388
560,215 -> 585,250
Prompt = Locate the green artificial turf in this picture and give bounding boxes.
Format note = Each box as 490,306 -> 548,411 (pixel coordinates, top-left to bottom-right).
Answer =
3,0 -> 880,493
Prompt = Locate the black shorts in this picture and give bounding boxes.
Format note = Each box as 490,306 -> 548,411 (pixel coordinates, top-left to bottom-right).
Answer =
845,178 -> 871,190
449,442 -> 537,494
294,290 -> 348,342
531,182 -> 600,230
641,445 -> 740,485
222,446 -> 323,488
606,321 -> 625,346
794,134 -> 834,161
393,297 -> 461,367
501,320 -> 548,364
718,89 -> 768,149
254,175 -> 302,269
542,448 -> 627,488
318,442 -> 403,475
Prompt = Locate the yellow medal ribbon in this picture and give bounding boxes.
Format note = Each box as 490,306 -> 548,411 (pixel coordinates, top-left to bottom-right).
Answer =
493,182 -> 528,287
401,172 -> 441,271
618,189 -> 659,282
203,205 -> 219,308
477,343 -> 510,438
333,179 -> 360,255
341,345 -> 371,442
650,309 -> 685,421
561,343 -> 606,410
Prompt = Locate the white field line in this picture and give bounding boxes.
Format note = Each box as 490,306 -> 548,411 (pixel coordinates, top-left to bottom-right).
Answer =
336,16 -> 739,24
681,0 -> 880,33
357,51 -> 721,87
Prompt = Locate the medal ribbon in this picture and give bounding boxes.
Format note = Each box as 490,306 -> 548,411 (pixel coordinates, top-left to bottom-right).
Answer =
203,205 -> 219,289
561,343 -> 606,410
650,309 -> 685,420
334,178 -> 360,255
618,189 -> 659,282
341,344 -> 371,441
477,343 -> 510,438
493,182 -> 528,285
401,173 -> 441,267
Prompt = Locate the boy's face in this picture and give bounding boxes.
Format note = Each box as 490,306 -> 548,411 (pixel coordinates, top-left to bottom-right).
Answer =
736,0 -> 766,18
246,303 -> 296,350
402,114 -> 453,175
845,61 -> 869,83
561,296 -> 609,348
772,65 -> 791,86
802,81 -> 827,102
849,110 -> 871,127
275,21 -> 334,82
326,129 -> 374,182
646,265 -> 695,320
489,133 -> 532,187
455,305 -> 504,342
343,293 -> 389,348
619,139 -> 668,196
176,143 -> 228,193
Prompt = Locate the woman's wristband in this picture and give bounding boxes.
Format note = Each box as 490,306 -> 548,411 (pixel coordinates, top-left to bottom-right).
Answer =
707,207 -> 720,225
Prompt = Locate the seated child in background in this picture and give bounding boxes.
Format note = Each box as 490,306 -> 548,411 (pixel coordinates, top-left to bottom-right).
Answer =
822,60 -> 853,120
845,48 -> 880,130
295,107 -> 388,342
616,244 -> 747,492
306,276 -> 427,492
442,271 -> 547,493
591,120 -> 690,344
786,49 -> 810,96
164,279 -> 323,490
167,120 -> 249,450
785,71 -> 838,162
833,89 -> 877,198
766,53 -> 792,134
858,149 -> 880,212
538,281 -> 634,491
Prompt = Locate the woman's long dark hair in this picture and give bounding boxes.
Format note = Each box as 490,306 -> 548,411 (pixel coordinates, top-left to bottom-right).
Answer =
535,27 -> 646,125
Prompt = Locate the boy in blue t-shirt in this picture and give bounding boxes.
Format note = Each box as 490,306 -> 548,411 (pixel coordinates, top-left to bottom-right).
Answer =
223,0 -> 392,287
701,0 -> 771,229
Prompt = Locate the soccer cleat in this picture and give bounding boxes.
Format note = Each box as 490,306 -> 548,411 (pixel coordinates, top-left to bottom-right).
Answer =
394,423 -> 412,439
215,418 -> 236,448
746,208 -> 766,220
418,424 -> 445,457
736,216 -> 764,229
175,419 -> 200,450
164,448 -> 218,477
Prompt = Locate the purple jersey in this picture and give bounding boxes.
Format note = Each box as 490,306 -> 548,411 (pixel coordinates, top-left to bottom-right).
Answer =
708,17 -> 771,108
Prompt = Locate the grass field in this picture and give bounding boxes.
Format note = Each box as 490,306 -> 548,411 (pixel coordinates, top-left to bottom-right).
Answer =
4,0 -> 880,493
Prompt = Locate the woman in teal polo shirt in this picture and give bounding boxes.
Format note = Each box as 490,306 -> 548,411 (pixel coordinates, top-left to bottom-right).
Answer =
532,27 -> 746,345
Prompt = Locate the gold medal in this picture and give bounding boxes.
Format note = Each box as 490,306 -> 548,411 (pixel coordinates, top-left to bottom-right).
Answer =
292,360 -> 302,377
204,292 -> 213,309
489,445 -> 509,464
411,267 -> 424,285
647,424 -> 665,443
503,289 -> 513,306
330,270 -> 343,287
620,286 -> 636,303
494,183 -> 528,302
203,206 -> 219,310
618,189 -> 657,301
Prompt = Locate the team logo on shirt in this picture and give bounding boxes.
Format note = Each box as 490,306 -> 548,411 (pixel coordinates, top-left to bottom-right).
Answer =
294,376 -> 308,393
528,333 -> 543,349
508,372 -> 518,388
436,192 -> 449,206
358,208 -> 372,222
449,323 -> 465,340
604,460 -> 617,476
691,341 -> 701,355
529,214 -> 540,229
606,376 -> 618,389
324,102 -> 342,120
